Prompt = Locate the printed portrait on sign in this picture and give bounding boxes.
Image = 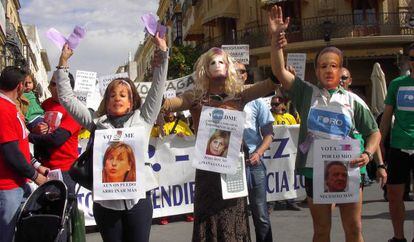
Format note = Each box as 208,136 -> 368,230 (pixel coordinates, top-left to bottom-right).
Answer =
205,129 -> 231,158
102,142 -> 137,183
324,161 -> 348,193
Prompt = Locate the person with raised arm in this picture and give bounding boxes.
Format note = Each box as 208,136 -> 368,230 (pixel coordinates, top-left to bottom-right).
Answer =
268,5 -> 380,242
55,32 -> 168,242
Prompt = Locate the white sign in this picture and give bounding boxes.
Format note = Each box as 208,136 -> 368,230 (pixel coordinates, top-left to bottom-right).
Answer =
75,126 -> 305,225
98,72 -> 129,96
93,127 -> 146,201
287,53 -> 306,81
221,45 -> 250,65
313,139 -> 360,204
194,106 -> 246,174
74,70 -> 97,93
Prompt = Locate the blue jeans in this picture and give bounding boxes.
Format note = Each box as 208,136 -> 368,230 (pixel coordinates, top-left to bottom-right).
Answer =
247,164 -> 273,242
0,184 -> 31,242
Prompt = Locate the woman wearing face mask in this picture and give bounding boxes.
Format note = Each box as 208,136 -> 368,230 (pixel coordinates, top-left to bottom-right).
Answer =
268,6 -> 380,242
162,47 -> 279,241
55,32 -> 168,242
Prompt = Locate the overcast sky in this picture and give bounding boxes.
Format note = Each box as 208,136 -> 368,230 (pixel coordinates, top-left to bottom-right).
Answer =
20,0 -> 158,77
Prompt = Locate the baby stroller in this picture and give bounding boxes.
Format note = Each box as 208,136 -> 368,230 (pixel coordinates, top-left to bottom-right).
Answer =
14,180 -> 76,242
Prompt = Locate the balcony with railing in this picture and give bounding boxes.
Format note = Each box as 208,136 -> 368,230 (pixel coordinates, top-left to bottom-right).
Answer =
201,12 -> 414,51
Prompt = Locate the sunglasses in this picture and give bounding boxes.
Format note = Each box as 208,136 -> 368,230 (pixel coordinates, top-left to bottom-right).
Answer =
237,69 -> 247,74
340,75 -> 349,81
271,102 -> 281,106
409,56 -> 414,61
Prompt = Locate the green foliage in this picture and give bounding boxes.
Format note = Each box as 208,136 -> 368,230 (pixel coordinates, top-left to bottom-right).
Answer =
168,45 -> 202,79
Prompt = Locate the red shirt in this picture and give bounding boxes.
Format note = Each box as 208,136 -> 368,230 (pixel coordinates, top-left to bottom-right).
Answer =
42,98 -> 81,171
0,95 -> 30,190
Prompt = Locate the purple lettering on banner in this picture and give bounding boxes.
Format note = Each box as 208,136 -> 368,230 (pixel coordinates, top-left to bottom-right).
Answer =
85,192 -> 94,217
189,182 -> 195,203
273,138 -> 290,159
175,155 -> 189,162
152,187 -> 161,209
280,171 -> 289,192
161,186 -> 172,207
184,182 -> 189,204
275,172 -> 280,193
172,185 -> 183,206
266,173 -> 275,193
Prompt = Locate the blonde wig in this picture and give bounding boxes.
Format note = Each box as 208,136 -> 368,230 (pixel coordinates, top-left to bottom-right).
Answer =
192,47 -> 243,99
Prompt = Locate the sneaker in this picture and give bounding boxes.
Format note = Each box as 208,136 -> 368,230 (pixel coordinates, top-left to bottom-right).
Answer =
388,237 -> 407,242
285,202 -> 301,211
159,217 -> 169,225
185,215 -> 194,222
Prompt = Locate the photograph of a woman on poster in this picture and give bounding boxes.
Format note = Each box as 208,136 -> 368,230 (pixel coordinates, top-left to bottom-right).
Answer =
102,142 -> 137,183
324,161 -> 348,193
205,129 -> 230,158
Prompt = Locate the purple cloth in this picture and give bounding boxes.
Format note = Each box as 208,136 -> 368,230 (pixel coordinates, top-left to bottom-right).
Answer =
141,13 -> 166,38
46,25 -> 86,50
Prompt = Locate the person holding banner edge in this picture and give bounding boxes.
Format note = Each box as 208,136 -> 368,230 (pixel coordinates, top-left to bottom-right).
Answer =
55,31 -> 168,242
268,5 -> 380,242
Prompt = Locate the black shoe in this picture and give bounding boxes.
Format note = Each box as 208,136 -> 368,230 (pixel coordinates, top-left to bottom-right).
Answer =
285,202 -> 301,211
388,237 -> 407,242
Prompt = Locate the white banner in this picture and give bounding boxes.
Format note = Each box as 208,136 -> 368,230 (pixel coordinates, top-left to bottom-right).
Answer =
194,107 -> 245,174
136,73 -> 195,99
263,125 -> 305,200
313,139 -> 360,204
75,125 -> 305,224
93,128 -> 146,201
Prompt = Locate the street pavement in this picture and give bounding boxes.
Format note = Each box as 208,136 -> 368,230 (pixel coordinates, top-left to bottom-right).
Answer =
86,183 -> 414,241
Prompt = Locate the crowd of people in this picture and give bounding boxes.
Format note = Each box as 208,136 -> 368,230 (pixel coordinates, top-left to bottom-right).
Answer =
0,4 -> 413,242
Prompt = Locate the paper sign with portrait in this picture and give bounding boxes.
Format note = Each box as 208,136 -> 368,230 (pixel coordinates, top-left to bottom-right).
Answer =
93,127 -> 146,201
193,106 -> 245,174
313,139 -> 360,204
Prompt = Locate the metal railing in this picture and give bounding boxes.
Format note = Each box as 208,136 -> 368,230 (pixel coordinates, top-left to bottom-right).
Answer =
200,12 -> 414,51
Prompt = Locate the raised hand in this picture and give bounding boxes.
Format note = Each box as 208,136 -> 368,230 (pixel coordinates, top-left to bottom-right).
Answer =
58,43 -> 73,67
152,31 -> 168,52
268,5 -> 290,37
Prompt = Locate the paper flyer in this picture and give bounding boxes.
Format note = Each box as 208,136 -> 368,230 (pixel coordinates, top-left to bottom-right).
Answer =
193,106 -> 245,174
93,127 -> 146,201
313,139 -> 361,204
